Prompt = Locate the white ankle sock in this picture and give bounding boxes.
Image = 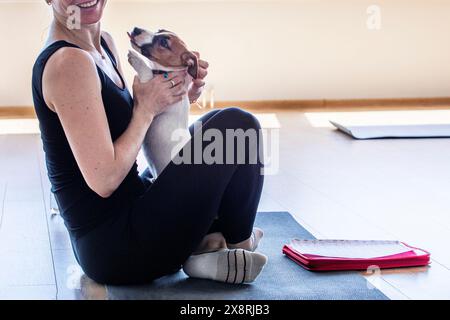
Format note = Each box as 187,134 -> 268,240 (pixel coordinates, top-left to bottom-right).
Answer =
183,249 -> 268,284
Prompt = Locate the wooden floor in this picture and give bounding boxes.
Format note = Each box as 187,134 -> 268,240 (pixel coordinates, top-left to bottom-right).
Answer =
1,111 -> 450,300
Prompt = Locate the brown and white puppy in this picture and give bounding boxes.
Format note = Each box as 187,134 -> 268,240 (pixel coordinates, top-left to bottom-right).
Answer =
127,27 -> 199,177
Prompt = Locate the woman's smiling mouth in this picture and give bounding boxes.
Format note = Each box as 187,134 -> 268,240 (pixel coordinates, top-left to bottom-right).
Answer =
77,0 -> 99,9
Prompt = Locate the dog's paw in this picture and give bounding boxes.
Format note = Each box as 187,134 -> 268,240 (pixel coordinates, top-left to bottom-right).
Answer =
127,50 -> 146,71
128,50 -> 153,82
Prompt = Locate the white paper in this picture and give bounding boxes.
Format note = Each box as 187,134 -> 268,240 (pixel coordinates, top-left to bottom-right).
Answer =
290,240 -> 412,259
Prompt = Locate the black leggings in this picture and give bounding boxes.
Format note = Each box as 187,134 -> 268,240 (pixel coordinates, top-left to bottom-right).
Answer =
74,108 -> 264,285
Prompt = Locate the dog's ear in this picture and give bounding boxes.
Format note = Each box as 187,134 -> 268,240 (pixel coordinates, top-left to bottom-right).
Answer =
181,51 -> 199,79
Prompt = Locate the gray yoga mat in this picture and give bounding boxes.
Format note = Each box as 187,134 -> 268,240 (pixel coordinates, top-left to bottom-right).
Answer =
107,212 -> 388,300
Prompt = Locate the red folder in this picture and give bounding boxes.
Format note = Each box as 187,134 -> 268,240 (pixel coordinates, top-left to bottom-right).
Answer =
283,240 -> 430,271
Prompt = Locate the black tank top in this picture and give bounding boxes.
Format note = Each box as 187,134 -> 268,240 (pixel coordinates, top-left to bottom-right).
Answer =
32,38 -> 145,238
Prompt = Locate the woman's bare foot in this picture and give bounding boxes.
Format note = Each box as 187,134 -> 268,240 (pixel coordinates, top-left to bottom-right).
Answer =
183,249 -> 268,284
227,228 -> 264,252
193,232 -> 228,255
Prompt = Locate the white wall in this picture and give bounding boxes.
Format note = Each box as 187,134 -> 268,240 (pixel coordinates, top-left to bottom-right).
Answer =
1,0 -> 450,107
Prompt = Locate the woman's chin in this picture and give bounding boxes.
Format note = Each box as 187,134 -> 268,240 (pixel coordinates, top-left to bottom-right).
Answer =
81,14 -> 103,25
79,7 -> 104,24
78,0 -> 105,24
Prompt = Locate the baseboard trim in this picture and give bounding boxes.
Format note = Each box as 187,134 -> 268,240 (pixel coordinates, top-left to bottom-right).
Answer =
2,98 -> 450,118
208,97 -> 450,110
0,106 -> 36,119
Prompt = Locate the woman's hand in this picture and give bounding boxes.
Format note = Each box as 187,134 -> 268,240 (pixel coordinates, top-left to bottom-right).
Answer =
132,71 -> 187,121
189,51 -> 209,103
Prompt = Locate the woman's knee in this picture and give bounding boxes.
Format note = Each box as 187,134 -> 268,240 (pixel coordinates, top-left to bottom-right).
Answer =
218,107 -> 261,131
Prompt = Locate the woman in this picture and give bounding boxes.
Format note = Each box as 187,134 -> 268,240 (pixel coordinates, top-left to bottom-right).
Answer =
33,0 -> 267,285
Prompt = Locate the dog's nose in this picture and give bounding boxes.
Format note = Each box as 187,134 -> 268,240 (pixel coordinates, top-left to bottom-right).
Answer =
132,27 -> 143,36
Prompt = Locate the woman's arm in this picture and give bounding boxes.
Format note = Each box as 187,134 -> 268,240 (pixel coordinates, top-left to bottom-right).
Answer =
43,47 -> 186,198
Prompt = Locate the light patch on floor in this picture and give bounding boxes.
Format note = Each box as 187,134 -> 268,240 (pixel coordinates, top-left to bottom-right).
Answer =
304,110 -> 450,128
0,119 -> 40,135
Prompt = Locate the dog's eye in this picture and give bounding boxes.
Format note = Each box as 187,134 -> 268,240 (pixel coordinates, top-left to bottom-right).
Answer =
159,38 -> 170,49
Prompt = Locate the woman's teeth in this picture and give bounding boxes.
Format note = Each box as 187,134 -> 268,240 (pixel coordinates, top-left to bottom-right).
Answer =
78,0 -> 98,8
